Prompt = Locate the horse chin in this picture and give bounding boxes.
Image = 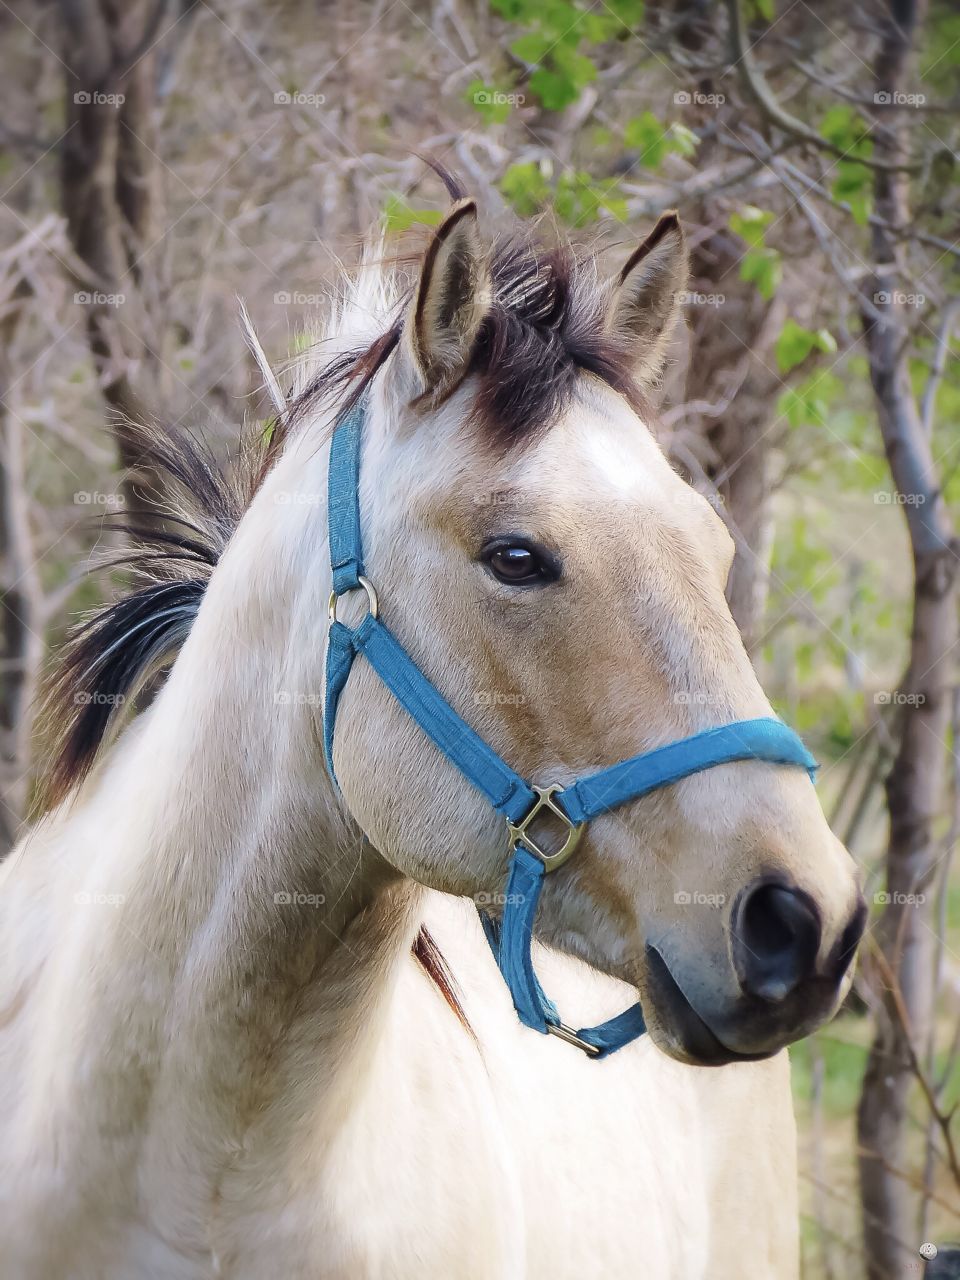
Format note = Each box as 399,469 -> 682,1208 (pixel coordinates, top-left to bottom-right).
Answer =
642,947 -> 775,1068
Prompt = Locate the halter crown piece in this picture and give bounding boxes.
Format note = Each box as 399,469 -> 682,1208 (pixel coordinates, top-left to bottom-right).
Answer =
323,396 -> 818,1059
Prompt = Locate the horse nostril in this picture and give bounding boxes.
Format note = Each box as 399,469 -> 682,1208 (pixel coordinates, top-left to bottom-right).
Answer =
833,896 -> 868,980
732,881 -> 822,1003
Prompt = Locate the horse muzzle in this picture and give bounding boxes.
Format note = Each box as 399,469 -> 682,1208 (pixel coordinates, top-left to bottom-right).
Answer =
643,883 -> 867,1066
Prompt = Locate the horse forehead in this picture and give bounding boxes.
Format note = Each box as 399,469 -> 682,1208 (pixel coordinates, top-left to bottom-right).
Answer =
513,392 -> 678,507
394,381 -> 683,523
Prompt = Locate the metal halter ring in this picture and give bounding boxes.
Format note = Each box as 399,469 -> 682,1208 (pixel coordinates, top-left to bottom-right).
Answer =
507,784 -> 585,873
328,576 -> 379,626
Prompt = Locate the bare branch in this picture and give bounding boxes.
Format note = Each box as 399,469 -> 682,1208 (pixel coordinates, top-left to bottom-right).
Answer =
725,0 -> 921,174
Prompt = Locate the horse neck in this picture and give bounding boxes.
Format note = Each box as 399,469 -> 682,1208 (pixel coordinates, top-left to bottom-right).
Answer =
47,422 -> 420,1126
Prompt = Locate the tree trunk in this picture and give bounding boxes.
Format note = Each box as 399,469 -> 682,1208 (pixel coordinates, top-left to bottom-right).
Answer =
59,0 -> 167,520
855,4 -> 958,1277
685,228 -> 785,656
0,291 -> 45,849
669,2 -> 782,659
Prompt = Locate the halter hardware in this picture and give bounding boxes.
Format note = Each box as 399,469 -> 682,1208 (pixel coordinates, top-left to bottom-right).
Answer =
328,576 -> 379,625
321,394 -> 819,1059
546,1021 -> 602,1056
506,784 -> 584,872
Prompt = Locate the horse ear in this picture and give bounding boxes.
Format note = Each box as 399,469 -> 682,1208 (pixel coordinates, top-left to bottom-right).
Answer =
405,198 -> 488,395
608,211 -> 688,387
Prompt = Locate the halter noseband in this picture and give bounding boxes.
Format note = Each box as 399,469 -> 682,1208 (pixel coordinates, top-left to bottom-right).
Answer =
323,397 -> 817,1059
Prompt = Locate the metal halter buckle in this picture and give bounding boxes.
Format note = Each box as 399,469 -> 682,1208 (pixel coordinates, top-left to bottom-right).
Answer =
547,1022 -> 601,1056
327,576 -> 379,626
507,784 -> 585,873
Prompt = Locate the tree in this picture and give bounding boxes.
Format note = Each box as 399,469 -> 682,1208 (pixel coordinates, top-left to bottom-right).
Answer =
854,4 -> 959,1276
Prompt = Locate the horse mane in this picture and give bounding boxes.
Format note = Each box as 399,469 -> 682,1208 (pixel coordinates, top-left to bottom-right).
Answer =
287,225 -> 651,452
34,422 -> 257,816
34,243 -> 397,815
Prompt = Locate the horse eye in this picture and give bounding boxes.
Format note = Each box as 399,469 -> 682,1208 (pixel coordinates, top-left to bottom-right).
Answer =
481,538 -> 559,587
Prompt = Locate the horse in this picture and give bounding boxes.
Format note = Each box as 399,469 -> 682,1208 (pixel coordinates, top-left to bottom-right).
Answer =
0,192 -> 865,1279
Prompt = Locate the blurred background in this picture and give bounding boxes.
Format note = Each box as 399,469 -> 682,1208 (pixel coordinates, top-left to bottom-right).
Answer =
0,1 -> 957,1276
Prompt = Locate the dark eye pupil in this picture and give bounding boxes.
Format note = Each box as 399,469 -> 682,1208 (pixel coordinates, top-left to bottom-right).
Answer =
482,538 -> 557,587
493,547 -> 535,579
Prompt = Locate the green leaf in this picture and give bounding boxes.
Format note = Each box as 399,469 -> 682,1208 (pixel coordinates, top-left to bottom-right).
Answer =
815,327 -> 837,356
499,163 -> 626,226
529,66 -> 580,110
729,205 -> 774,249
776,320 -> 813,372
624,111 -> 670,167
466,79 -> 514,124
382,194 -> 444,233
740,247 -> 781,300
820,106 -> 874,226
582,13 -> 613,41
832,160 -> 872,225
552,46 -> 598,90
668,122 -> 699,158
775,320 -> 837,373
607,0 -> 645,21
510,32 -> 552,63
499,161 -> 551,216
491,0 -> 644,116
820,104 -> 858,149
554,171 -> 627,226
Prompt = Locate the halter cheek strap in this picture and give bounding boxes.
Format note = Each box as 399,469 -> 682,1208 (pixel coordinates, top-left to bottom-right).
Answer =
322,396 -> 818,1059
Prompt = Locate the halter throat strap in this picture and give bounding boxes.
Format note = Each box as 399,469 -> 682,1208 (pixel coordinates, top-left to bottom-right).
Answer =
323,397 -> 817,1059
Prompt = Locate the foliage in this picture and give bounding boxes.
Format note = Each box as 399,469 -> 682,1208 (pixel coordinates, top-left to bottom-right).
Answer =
729,206 -> 781,300
489,0 -> 644,110
382,195 -> 443,232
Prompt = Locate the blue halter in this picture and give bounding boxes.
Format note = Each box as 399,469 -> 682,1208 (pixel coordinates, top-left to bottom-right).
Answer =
323,396 -> 817,1058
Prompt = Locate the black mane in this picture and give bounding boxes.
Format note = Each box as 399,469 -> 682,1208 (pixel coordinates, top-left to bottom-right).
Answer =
289,230 -> 649,452
35,424 -> 250,813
